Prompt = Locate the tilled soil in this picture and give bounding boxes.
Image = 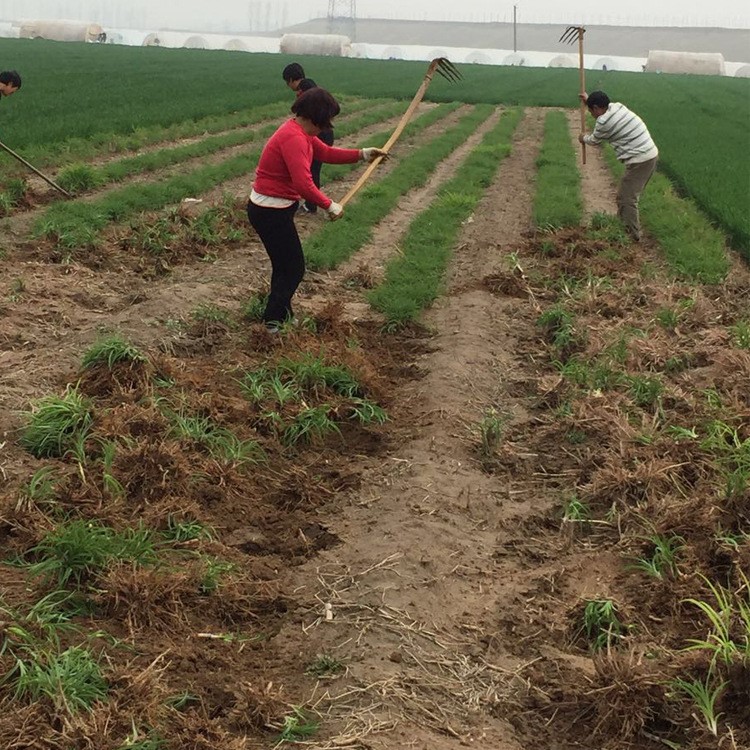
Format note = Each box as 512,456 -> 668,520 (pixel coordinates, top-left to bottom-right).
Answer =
0,103 -> 747,750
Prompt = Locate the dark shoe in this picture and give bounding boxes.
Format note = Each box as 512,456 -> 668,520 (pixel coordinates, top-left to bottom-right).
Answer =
303,202 -> 317,214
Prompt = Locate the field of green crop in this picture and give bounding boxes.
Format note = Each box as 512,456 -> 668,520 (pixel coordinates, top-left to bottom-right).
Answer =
1,38 -> 747,255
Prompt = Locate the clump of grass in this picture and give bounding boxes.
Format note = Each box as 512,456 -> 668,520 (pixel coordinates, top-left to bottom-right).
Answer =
305,654 -> 345,678
12,645 -> 108,714
630,534 -> 684,579
167,410 -> 265,465
588,212 -> 630,245
278,707 -> 319,742
348,397 -> 387,425
729,320 -> 750,349
277,354 -> 362,399
627,374 -> 664,408
476,408 -> 507,469
81,334 -> 146,370
199,558 -> 234,594
18,466 -> 60,511
562,495 -> 591,525
282,405 -> 341,446
579,599 -> 625,651
190,303 -> 234,326
26,520 -> 158,587
537,305 -> 580,355
21,386 -> 94,458
163,515 -> 213,543
241,292 -> 268,323
669,675 -> 726,736
56,164 -> 102,195
683,573 -> 750,667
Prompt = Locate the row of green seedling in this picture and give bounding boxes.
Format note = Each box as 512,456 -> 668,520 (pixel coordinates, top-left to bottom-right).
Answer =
602,145 -> 731,281
54,98 -> 402,196
305,104 -> 495,271
118,104 -> 460,262
532,110 -> 583,229
36,100 -> 453,252
0,94 -> 372,182
369,107 -> 523,324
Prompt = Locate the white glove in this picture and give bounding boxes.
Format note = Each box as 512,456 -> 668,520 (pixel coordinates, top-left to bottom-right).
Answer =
326,201 -> 343,221
360,147 -> 388,163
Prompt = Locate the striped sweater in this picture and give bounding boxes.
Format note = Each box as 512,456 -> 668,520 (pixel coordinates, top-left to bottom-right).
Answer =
583,103 -> 658,164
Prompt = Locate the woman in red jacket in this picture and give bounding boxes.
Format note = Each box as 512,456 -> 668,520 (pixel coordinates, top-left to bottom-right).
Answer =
247,87 -> 386,331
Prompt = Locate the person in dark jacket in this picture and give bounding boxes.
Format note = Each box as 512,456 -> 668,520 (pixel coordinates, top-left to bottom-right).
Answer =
247,88 -> 386,330
282,63 -> 334,214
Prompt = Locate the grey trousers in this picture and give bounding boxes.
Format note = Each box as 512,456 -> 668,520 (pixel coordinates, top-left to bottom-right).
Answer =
617,156 -> 658,240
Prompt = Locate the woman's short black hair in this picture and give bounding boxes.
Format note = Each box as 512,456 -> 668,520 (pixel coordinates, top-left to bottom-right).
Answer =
291,88 -> 340,129
587,90 -> 610,109
0,70 -> 22,89
297,78 -> 317,92
282,62 -> 305,82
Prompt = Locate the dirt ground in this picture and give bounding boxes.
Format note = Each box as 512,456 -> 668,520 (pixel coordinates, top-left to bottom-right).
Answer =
0,104 -> 748,749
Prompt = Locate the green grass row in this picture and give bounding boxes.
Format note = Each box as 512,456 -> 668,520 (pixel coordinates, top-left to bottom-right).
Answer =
306,104 -> 495,271
603,147 -> 731,283
369,108 -> 523,323
54,99 -> 403,195
2,39 -> 746,256
37,101 -> 455,250
532,110 -> 583,229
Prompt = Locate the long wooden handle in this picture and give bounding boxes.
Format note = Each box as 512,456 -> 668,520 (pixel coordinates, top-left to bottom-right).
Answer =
339,61 -> 441,207
578,32 -> 587,165
0,139 -> 72,197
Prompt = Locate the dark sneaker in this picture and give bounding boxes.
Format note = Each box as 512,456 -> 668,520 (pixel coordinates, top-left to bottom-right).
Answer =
303,202 -> 317,214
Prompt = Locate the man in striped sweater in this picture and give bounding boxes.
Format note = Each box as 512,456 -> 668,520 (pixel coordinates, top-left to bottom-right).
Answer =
579,90 -> 658,242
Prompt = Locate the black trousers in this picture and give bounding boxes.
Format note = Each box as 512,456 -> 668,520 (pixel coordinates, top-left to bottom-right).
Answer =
305,129 -> 335,213
246,202 -> 304,325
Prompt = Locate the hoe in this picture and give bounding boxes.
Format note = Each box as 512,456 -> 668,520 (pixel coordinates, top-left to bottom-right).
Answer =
339,57 -> 461,207
0,138 -> 72,197
559,24 -> 587,164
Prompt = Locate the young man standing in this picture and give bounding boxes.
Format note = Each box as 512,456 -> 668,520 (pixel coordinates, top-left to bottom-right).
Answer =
0,70 -> 22,99
579,90 -> 658,242
282,63 -> 334,214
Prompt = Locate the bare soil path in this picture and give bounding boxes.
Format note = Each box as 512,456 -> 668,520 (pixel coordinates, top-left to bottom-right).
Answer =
268,108 -> 549,749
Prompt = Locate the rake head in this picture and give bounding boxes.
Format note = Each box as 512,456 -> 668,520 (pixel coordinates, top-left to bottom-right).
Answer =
430,57 -> 462,82
559,25 -> 585,44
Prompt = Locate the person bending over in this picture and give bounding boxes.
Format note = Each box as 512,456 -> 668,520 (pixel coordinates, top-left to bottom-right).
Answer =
579,90 -> 658,242
247,87 -> 386,331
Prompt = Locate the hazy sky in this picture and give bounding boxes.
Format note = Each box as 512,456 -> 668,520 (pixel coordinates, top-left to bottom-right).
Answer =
2,0 -> 748,31
345,1 -> 749,27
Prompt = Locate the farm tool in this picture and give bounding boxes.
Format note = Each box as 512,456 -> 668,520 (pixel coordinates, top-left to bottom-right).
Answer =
559,25 -> 587,164
0,138 -> 72,197
339,57 -> 461,207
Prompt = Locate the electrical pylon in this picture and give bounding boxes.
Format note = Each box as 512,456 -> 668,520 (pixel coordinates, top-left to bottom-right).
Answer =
327,0 -> 356,39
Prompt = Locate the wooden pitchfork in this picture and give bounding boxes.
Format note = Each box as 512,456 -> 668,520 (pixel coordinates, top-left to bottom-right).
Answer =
0,139 -> 72,197
559,25 -> 587,164
339,57 -> 461,207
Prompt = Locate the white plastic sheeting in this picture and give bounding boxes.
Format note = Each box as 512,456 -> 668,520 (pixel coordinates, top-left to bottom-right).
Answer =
183,35 -> 207,49
593,57 -> 618,71
465,51 -> 492,65
17,20 -> 105,42
735,64 -> 750,78
502,53 -> 526,66
548,54 -> 576,68
224,38 -> 248,51
645,50 -> 725,75
280,33 -> 351,57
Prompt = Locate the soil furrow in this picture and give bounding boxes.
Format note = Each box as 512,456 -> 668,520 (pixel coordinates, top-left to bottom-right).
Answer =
264,107 -> 548,749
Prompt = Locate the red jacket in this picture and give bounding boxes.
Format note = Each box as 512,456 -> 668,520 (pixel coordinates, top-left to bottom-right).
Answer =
252,119 -> 360,209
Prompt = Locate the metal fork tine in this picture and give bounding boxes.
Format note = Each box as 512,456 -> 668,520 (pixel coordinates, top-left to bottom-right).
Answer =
435,58 -> 462,82
560,28 -> 577,44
